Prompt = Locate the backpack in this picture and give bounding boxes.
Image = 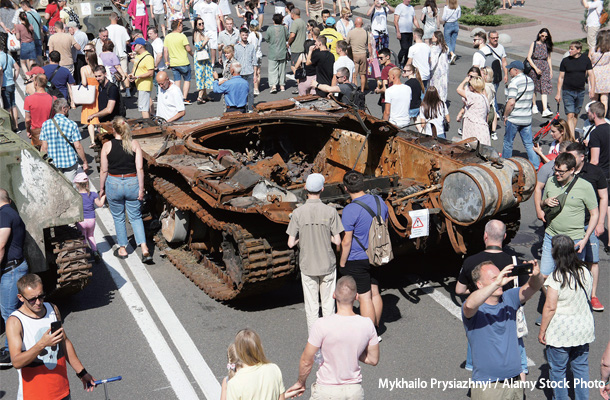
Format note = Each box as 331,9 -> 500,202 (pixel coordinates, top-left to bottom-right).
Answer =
370,6 -> 388,35
340,83 -> 367,110
104,82 -> 126,117
352,196 -> 394,267
63,6 -> 80,27
478,49 -> 502,85
45,65 -> 65,98
600,9 -> 608,25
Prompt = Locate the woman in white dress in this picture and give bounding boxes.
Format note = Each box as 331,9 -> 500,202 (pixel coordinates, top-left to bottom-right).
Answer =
429,30 -> 449,102
421,0 -> 440,44
336,7 -> 354,38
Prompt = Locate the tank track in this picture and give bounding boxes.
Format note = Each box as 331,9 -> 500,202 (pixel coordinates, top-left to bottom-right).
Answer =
152,176 -> 297,301
48,226 -> 93,298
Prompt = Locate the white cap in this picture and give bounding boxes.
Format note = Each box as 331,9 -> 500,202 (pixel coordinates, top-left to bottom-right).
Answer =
66,21 -> 77,28
305,173 -> 325,192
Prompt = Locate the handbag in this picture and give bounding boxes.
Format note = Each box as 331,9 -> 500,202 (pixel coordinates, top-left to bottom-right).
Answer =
70,84 -> 96,105
367,57 -> 381,79
196,48 -> 210,61
523,42 -> 535,75
542,175 -> 579,224
7,33 -> 20,51
113,71 -> 124,83
295,66 -> 306,80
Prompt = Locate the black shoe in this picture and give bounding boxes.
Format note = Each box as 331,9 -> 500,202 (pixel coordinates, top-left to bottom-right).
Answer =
141,253 -> 153,264
0,348 -> 12,367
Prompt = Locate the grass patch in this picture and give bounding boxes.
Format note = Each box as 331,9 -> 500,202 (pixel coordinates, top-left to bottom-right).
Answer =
387,0 -> 420,7
555,38 -> 588,54
459,13 -> 535,26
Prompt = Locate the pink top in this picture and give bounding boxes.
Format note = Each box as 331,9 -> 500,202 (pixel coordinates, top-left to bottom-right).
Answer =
15,23 -> 33,43
308,314 -> 378,385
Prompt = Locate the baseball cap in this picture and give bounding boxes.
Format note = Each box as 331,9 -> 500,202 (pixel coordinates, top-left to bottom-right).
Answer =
325,17 -> 336,26
25,66 -> 45,76
131,37 -> 147,46
507,60 -> 524,71
305,173 -> 325,192
66,21 -> 77,28
73,172 -> 89,183
249,19 -> 259,26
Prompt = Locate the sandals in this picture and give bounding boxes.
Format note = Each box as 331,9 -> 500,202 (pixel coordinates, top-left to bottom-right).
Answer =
197,97 -> 207,104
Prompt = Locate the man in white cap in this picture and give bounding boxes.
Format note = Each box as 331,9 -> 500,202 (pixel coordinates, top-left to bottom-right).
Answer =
287,173 -> 344,333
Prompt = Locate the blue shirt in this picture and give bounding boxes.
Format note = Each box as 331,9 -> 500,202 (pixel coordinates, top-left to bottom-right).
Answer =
25,10 -> 43,40
342,194 -> 389,261
234,41 -> 258,75
39,113 -> 82,168
462,288 -> 522,382
213,76 -> 249,108
42,64 -> 75,99
0,52 -> 16,87
0,204 -> 26,262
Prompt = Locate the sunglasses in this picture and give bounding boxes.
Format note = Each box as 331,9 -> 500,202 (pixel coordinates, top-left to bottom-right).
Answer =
23,293 -> 45,304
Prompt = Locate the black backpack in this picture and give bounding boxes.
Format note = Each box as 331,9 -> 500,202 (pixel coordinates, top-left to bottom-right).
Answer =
478,49 -> 502,84
341,83 -> 367,110
104,82 -> 126,117
45,65 -> 64,98
64,7 -> 80,28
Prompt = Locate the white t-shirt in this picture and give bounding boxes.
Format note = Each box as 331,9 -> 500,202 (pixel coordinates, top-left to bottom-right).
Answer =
472,46 -> 486,68
333,55 -> 355,78
157,82 -> 185,120
587,0 -> 603,27
196,1 -> 221,33
106,24 -> 130,57
394,3 -> 415,33
370,6 -> 389,35
419,102 -> 448,136
385,84 -> 412,127
151,37 -> 166,70
487,43 -> 506,61
218,0 -> 231,15
248,31 -> 262,59
441,5 -> 461,23
408,42 -> 431,80
151,0 -> 165,14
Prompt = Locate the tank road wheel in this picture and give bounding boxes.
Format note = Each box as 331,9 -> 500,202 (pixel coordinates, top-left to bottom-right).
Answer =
46,226 -> 93,298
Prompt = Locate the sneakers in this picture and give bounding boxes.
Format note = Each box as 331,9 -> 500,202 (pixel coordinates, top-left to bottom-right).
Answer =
183,99 -> 192,105
541,109 -> 553,118
0,347 -> 12,367
591,296 -> 605,311
457,128 -> 463,136
450,54 -> 457,65
377,335 -> 383,343
270,87 -> 278,94
253,89 -> 260,95
535,315 -> 542,326
491,132 -> 498,141
532,104 -> 540,114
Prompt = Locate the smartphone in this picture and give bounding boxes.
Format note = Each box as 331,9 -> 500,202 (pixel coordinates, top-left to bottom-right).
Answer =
50,321 -> 62,334
508,262 -> 533,277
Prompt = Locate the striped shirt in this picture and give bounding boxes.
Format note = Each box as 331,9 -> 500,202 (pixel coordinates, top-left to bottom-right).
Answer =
234,41 -> 258,76
39,114 -> 81,168
507,72 -> 534,126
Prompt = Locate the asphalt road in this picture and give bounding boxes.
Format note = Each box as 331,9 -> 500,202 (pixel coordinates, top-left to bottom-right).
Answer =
0,21 -> 608,400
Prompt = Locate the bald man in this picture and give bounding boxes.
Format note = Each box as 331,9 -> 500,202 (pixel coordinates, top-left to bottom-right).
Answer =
346,17 -> 370,91
155,71 -> 185,122
382,67 -> 411,128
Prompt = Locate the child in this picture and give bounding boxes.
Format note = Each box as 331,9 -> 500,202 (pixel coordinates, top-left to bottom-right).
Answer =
73,173 -> 105,261
220,343 -> 242,400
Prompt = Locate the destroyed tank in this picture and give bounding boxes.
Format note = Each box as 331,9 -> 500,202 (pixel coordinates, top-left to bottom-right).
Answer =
0,112 -> 92,298
96,96 -> 536,301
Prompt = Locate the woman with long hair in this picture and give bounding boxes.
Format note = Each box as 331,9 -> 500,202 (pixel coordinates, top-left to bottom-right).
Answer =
248,19 -> 263,95
429,30 -> 448,102
592,29 -> 610,115
402,64 -> 425,121
80,45 -> 100,147
482,66 -> 497,140
539,234 -> 595,400
336,7 -> 354,38
99,116 -> 152,263
418,86 -> 449,137
295,38 -> 316,95
220,343 -> 243,400
193,17 -> 213,104
442,0 -> 460,64
128,0 -> 150,38
526,28 -> 554,117
15,12 -> 35,73
533,118 -> 574,164
421,0 -> 440,44
457,74 -> 490,145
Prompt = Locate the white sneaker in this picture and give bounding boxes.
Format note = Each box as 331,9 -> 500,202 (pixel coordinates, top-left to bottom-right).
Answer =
532,105 -> 539,114
491,132 -> 498,141
541,109 -> 553,118
253,89 -> 260,95
457,128 -> 463,136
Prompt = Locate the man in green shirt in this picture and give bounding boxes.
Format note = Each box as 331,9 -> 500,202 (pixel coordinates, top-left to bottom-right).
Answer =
288,8 -> 307,74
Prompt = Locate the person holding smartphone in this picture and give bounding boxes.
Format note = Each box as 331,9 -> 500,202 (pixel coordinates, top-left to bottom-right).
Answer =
6,274 -> 96,399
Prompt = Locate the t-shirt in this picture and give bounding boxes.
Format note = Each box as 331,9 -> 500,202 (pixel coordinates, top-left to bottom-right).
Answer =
48,32 -> 77,66
106,24 -> 130,57
537,159 -> 556,184
151,37 -> 166,70
24,92 -> 54,129
80,192 -> 99,219
0,52 -> 15,87
133,52 -> 155,91
472,46 -> 486,68
379,62 -> 396,104
407,42 -> 431,80
164,32 -> 190,67
576,162 -> 608,223
587,0 -> 603,27
342,194 -> 389,261
45,3 -> 62,27
289,17 -> 307,54
43,64 -> 75,99
462,288 -> 522,382
218,0 -> 231,16
560,54 -> 592,91
151,0 -> 165,14
347,27 -> 368,55
394,3 -> 415,33
333,55 -> 355,78
308,314 -> 378,385
506,72 -> 534,125
419,102 -> 448,136
385,83 -> 412,127
100,51 -> 120,74
588,123 -> 610,177
226,363 -> 285,400
406,78 -> 422,109
15,23 -> 33,43
458,250 -> 515,292
441,5 -> 461,23
157,82 -> 185,121
370,6 -> 389,35
543,176 -> 598,239
286,199 -> 344,275
0,203 -> 26,262
311,49 -> 334,85
196,1 -> 220,33
97,81 -> 120,122
320,28 -> 344,60
25,10 -> 42,41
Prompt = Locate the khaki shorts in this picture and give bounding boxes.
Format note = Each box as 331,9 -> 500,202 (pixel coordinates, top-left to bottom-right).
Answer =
587,25 -> 600,52
353,53 -> 367,76
310,383 -> 364,400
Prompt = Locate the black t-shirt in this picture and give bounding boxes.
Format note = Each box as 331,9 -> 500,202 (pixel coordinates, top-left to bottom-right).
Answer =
406,78 -> 422,109
560,54 -> 592,91
577,162 -> 608,223
97,81 -> 121,122
588,123 -> 610,178
0,203 -> 26,263
311,49 -> 334,86
303,40 -> 316,77
458,250 -> 516,292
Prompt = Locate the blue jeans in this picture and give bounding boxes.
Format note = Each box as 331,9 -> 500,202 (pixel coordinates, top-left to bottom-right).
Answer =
493,81 -> 500,114
546,344 -> 589,400
502,121 -> 539,166
444,21 -> 459,55
242,73 -> 254,112
540,232 -> 585,276
106,176 -> 146,248
1,260 -> 28,346
172,65 -> 191,82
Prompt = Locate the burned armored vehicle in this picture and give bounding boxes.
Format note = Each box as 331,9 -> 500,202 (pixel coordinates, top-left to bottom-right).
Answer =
0,117 -> 92,297
96,96 -> 535,301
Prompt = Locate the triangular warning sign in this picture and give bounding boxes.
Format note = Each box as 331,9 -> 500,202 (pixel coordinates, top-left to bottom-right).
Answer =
413,217 -> 424,228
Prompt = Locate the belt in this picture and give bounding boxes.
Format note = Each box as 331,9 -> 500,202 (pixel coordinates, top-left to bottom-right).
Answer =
109,173 -> 137,178
502,375 -> 521,384
1,257 -> 24,274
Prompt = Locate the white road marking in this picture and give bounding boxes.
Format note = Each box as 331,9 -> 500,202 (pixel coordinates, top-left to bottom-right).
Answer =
407,274 -> 536,367
15,76 -> 25,117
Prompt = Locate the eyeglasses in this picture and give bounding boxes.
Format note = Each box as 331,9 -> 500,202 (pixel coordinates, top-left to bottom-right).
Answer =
540,34 -> 548,38
489,36 -> 498,40
553,167 -> 569,175
23,293 -> 45,304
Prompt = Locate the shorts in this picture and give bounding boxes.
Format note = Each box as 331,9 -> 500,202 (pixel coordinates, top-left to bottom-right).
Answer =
341,258 -> 378,294
20,41 -> 36,60
138,90 -> 151,111
353,52 -> 367,76
540,232 -> 586,276
172,64 -> 192,81
587,25 -> 600,54
1,84 -> 15,108
562,89 -> 585,115
584,226 -> 599,263
290,51 -> 302,67
258,3 -> 265,13
153,13 -> 166,29
205,30 -> 218,50
34,39 -> 42,57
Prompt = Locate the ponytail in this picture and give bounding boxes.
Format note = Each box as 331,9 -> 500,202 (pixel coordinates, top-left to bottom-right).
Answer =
112,116 -> 134,155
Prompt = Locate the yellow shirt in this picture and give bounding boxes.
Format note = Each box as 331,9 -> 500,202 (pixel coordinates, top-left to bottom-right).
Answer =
133,51 -> 155,92
320,28 -> 344,61
164,32 -> 190,67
